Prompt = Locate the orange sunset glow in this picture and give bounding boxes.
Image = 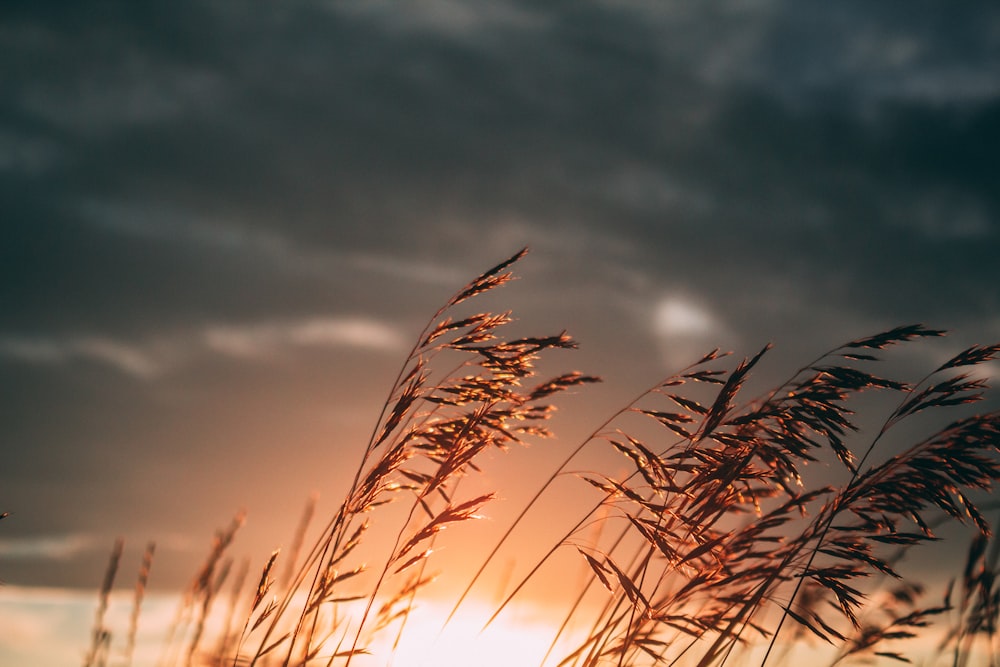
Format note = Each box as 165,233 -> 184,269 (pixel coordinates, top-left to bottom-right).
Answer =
39,250 -> 994,667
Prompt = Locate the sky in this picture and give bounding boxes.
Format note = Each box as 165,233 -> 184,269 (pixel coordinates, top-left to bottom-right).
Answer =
2,0 -> 1000,664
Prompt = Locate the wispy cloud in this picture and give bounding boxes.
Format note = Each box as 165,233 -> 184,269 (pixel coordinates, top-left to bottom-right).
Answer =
0,315 -> 407,378
348,252 -> 465,287
204,316 -> 407,359
0,336 -> 160,378
0,533 -> 97,560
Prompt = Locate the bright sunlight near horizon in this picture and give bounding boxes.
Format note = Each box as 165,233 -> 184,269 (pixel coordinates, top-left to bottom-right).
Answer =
362,601 -> 570,667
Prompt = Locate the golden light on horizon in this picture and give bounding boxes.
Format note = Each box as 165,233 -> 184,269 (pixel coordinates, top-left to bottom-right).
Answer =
362,600 -> 574,667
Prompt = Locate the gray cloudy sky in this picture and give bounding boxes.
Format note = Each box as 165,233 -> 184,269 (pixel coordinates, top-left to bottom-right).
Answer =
2,0 -> 999,600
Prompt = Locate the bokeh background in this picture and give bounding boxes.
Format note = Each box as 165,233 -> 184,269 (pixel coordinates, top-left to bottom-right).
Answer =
2,1 -> 999,663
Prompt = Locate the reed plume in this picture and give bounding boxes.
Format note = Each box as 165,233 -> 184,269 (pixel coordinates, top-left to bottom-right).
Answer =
83,250 -> 1000,667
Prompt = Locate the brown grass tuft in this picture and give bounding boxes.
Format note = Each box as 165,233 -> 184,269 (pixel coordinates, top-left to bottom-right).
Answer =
84,251 -> 1000,667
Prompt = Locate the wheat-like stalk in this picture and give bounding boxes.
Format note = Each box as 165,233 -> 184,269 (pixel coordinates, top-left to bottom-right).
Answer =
201,248 -> 597,667
83,252 -> 1000,667
84,537 -> 124,667
124,541 -> 156,667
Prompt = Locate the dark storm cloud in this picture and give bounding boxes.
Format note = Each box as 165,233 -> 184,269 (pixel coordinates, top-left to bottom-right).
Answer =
2,0 -> 998,588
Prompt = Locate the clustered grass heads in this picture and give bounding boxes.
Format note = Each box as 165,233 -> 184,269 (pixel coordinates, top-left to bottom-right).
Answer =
83,537 -> 157,667
937,524 -> 1000,667
828,582 -> 948,666
84,537 -> 124,667
224,248 -> 598,666
159,511 -> 244,667
757,342 -> 1000,659
493,327 -> 1000,667
81,251 -> 1000,667
212,556 -> 252,664
125,541 -> 157,667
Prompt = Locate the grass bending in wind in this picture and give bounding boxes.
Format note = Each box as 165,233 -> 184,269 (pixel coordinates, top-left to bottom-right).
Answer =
84,249 -> 1000,667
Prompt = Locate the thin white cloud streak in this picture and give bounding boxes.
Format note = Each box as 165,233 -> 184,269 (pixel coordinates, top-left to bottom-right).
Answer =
0,533 -> 97,560
204,316 -> 407,359
0,336 -> 160,378
0,316 -> 407,378
72,338 -> 162,378
348,252 -> 465,287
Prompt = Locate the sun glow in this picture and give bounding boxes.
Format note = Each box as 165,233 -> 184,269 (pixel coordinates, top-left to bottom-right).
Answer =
361,600 -> 571,667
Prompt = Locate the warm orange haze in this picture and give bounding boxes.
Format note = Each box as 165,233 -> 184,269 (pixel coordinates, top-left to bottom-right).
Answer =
52,250 -> 1000,667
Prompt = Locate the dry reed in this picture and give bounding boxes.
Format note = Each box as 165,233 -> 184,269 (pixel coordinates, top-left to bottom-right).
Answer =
124,541 -> 157,667
83,250 -> 1000,667
84,537 -> 124,667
